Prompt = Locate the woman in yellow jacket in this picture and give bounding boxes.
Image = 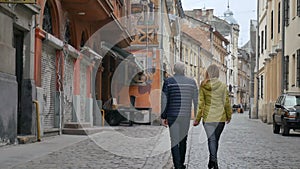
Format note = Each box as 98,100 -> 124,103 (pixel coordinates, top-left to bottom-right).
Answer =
193,64 -> 232,169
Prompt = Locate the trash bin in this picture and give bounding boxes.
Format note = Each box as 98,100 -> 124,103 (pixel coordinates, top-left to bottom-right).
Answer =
132,108 -> 152,125
103,109 -> 122,126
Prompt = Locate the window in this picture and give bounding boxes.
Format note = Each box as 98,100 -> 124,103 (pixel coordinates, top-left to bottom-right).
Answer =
278,3 -> 281,33
80,32 -> 86,48
265,25 -> 267,49
298,0 -> 300,16
285,56 -> 289,90
261,75 -> 264,99
292,55 -> 296,86
297,50 -> 300,87
285,0 -> 290,26
271,11 -> 274,39
261,31 -> 264,53
258,77 -> 260,99
284,96 -> 300,106
64,20 -> 71,44
258,36 -> 260,56
42,2 -> 53,34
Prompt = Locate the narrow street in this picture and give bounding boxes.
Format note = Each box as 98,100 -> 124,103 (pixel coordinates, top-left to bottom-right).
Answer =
0,112 -> 300,169
186,112 -> 300,169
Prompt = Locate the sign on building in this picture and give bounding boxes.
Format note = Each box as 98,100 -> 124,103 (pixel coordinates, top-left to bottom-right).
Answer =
0,0 -> 35,3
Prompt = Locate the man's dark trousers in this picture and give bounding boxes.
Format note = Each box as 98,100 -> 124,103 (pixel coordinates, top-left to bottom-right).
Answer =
167,116 -> 190,169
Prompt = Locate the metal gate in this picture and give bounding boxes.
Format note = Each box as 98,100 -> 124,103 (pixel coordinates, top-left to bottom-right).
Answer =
41,46 -> 56,129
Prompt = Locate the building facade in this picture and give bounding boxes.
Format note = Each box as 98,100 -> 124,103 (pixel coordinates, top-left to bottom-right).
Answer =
0,0 -> 184,144
0,0 -> 135,143
181,16 -> 229,86
118,0 -> 183,122
0,3 -> 39,144
237,48 -> 251,110
246,20 -> 257,118
255,0 -> 300,123
185,7 -> 240,105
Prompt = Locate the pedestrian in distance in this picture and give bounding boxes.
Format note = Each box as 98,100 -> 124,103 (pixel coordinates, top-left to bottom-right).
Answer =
161,62 -> 198,169
193,64 -> 232,169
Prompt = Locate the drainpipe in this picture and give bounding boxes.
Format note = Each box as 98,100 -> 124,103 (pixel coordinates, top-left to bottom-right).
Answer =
281,0 -> 285,94
33,100 -> 41,142
56,50 -> 63,135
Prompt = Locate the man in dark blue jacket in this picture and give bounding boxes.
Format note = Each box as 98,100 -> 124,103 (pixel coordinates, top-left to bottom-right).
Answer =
161,62 -> 198,169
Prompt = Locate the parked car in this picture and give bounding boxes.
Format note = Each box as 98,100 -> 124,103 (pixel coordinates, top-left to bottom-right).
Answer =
273,93 -> 300,136
232,104 -> 244,113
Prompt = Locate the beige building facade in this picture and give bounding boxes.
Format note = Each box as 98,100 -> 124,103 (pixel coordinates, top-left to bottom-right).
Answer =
181,17 -> 229,85
284,0 -> 300,93
256,0 -> 300,123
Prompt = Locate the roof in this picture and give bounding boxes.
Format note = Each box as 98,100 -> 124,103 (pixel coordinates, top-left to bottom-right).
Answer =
181,24 -> 211,51
223,8 -> 238,25
213,30 -> 229,45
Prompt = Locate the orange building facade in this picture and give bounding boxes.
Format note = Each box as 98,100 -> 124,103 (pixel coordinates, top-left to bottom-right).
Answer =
33,0 -> 132,135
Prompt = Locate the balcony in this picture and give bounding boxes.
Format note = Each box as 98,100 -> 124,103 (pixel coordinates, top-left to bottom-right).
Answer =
62,0 -> 132,48
62,0 -> 113,22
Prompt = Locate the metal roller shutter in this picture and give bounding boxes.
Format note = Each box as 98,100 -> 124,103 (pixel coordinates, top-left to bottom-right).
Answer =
63,57 -> 74,122
41,46 -> 56,129
80,63 -> 87,122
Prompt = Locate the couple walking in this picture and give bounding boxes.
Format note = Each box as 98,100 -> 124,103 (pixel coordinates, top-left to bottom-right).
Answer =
161,62 -> 232,169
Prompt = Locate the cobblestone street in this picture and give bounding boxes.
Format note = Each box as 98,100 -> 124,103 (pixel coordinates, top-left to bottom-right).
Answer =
1,125 -> 172,169
186,112 -> 300,169
1,112 -> 300,169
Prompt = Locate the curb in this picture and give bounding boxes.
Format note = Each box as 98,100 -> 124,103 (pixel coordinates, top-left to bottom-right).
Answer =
17,135 -> 37,144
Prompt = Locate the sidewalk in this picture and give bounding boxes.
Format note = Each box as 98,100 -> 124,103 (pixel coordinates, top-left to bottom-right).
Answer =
0,125 -> 173,169
0,135 -> 87,169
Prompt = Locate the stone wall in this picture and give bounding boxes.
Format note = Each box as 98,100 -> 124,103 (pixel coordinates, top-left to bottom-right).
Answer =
0,73 -> 17,144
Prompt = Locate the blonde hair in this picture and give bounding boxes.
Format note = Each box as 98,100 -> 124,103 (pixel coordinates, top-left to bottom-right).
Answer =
202,64 -> 219,85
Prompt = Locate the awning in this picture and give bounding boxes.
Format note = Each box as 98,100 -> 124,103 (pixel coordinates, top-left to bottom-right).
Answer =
101,42 -> 129,59
100,42 -> 144,70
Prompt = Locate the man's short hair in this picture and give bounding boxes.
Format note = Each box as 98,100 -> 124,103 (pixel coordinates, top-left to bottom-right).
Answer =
174,62 -> 185,75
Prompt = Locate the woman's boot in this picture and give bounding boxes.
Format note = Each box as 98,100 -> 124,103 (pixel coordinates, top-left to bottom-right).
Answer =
213,161 -> 219,169
208,160 -> 214,169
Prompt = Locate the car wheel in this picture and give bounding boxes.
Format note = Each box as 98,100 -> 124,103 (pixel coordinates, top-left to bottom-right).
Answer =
282,124 -> 290,136
273,121 -> 280,134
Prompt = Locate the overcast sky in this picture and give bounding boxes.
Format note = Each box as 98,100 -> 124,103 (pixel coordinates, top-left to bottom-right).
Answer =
182,0 -> 257,47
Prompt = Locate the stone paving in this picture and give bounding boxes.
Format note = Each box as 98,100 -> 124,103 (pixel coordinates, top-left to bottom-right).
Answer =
1,112 -> 300,169
186,112 -> 300,169
8,125 -> 172,169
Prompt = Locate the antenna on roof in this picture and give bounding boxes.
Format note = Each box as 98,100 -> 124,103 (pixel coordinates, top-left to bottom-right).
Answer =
227,0 -> 230,9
